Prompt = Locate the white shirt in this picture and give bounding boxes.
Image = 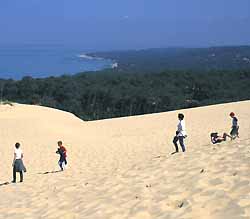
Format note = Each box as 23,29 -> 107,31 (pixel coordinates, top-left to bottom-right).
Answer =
14,148 -> 23,159
177,120 -> 187,137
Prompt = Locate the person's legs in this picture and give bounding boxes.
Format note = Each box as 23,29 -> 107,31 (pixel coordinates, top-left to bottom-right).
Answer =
222,133 -> 232,141
230,127 -> 238,139
223,133 -> 232,140
58,160 -> 63,171
236,126 -> 239,138
223,133 -> 227,141
173,136 -> 179,152
20,171 -> 23,182
179,136 -> 186,152
12,166 -> 16,183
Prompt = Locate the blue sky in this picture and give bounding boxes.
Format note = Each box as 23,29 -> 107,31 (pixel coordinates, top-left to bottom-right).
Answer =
1,0 -> 250,50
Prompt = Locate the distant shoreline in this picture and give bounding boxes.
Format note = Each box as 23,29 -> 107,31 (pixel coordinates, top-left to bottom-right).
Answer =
85,53 -> 118,69
0,46 -> 116,80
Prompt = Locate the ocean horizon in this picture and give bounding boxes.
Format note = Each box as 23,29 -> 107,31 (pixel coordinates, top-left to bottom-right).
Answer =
0,45 -> 115,80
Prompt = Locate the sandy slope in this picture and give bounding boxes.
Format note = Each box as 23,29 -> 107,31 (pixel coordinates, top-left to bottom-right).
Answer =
0,101 -> 250,219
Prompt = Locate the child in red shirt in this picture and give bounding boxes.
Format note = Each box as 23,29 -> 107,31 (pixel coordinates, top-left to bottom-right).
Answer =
56,141 -> 67,171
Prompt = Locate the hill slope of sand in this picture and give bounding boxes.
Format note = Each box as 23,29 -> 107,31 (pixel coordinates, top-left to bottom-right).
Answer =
0,101 -> 250,219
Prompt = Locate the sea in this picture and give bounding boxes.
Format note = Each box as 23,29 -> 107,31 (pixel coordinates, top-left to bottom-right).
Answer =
0,45 -> 115,80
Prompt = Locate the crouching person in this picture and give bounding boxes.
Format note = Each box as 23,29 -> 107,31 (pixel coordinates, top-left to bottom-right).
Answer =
210,132 -> 232,144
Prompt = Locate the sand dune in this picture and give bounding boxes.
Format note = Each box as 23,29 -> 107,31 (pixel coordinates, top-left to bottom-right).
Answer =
0,101 -> 250,219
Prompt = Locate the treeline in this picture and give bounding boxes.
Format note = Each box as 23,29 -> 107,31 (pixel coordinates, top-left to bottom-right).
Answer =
1,69 -> 250,120
90,46 -> 250,73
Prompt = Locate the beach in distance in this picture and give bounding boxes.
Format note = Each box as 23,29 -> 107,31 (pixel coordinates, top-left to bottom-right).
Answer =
0,45 -> 114,79
0,100 -> 250,219
2,45 -> 250,80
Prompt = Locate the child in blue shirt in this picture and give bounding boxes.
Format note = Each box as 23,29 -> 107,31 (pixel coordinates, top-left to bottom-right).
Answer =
229,112 -> 239,139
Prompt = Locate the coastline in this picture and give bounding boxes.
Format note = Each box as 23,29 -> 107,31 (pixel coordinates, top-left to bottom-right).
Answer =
85,52 -> 118,69
0,46 -> 117,80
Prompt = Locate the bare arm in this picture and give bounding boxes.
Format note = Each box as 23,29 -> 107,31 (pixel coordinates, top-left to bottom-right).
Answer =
12,153 -> 16,166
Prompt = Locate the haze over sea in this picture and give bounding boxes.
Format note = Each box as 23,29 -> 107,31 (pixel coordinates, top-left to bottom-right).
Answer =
0,44 -> 114,80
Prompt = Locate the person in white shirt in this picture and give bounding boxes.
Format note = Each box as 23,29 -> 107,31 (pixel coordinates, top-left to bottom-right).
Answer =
172,113 -> 187,153
12,142 -> 26,183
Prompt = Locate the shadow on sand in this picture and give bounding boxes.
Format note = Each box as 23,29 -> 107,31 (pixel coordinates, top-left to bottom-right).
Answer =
171,151 -> 178,155
38,170 -> 62,175
0,182 -> 10,187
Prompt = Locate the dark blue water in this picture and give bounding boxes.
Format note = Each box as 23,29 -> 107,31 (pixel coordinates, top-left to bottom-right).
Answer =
0,45 -> 114,80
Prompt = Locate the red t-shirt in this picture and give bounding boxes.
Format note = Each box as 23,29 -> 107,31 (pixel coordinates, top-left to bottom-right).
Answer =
60,146 -> 67,157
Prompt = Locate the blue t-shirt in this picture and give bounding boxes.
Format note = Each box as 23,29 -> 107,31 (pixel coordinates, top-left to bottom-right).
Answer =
232,117 -> 238,127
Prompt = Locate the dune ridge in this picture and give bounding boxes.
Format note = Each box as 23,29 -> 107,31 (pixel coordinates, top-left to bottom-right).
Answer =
0,101 -> 250,219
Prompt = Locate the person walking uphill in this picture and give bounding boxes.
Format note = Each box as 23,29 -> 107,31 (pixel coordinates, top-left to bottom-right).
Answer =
12,142 -> 26,183
229,112 -> 239,139
56,141 -> 67,171
172,113 -> 187,153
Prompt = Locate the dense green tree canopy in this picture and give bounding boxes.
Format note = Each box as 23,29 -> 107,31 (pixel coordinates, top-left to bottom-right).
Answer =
1,69 -> 250,121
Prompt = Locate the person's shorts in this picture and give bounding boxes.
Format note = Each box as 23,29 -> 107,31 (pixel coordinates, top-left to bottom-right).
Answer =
230,126 -> 239,136
213,139 -> 223,144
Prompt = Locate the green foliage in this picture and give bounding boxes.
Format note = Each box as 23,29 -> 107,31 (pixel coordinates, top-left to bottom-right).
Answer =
0,69 -> 250,120
90,46 -> 250,72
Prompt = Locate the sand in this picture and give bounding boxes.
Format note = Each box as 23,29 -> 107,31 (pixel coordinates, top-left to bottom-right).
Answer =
0,100 -> 250,219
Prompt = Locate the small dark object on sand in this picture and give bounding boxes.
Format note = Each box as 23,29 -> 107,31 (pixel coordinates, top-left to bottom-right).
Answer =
178,202 -> 184,208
